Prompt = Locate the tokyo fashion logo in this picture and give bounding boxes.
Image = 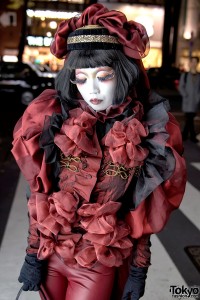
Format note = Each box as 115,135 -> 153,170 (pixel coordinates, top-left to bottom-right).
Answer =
169,285 -> 200,298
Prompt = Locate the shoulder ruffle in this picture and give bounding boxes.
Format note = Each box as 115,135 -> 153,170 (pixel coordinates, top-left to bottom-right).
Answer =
125,101 -> 186,238
11,89 -> 61,193
12,89 -> 60,142
133,101 -> 174,207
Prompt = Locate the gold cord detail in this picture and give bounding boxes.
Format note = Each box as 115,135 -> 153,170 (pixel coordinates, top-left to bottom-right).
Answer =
60,153 -> 81,172
102,162 -> 141,180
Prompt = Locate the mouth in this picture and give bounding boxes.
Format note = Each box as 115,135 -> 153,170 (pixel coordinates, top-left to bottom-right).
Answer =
90,99 -> 103,105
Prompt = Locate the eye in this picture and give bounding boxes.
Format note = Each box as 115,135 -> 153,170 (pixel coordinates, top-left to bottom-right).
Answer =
70,78 -> 87,85
97,71 -> 115,82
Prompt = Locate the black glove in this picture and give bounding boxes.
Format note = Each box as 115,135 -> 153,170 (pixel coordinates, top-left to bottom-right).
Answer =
121,265 -> 148,300
18,253 -> 45,291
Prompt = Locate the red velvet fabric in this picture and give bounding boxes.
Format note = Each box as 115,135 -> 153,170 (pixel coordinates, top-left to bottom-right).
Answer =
50,4 -> 150,60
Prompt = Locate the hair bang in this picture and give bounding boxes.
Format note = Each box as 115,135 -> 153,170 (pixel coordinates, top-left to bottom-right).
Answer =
66,50 -> 115,69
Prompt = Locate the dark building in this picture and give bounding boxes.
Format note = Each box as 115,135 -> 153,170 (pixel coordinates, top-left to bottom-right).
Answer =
0,0 -> 200,70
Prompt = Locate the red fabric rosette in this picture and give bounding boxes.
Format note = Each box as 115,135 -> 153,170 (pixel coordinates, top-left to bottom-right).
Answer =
49,190 -> 79,225
76,202 -> 133,267
35,193 -> 61,237
78,202 -> 121,233
104,118 -> 149,168
50,3 -> 149,60
94,244 -> 131,267
54,108 -> 98,156
54,234 -> 82,263
35,190 -> 80,239
75,245 -> 97,268
37,236 -> 55,260
36,190 -> 82,261
38,233 -> 81,262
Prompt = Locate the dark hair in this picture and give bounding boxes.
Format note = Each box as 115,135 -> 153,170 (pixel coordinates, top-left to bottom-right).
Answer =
55,49 -> 139,106
190,56 -> 199,63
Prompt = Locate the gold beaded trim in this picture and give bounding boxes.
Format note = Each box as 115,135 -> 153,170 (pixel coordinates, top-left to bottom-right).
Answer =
77,25 -> 103,30
67,35 -> 119,45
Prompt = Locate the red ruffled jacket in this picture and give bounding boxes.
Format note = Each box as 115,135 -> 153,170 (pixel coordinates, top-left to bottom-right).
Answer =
12,89 -> 186,270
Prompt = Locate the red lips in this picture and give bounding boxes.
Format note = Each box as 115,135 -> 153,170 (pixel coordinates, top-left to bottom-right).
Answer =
90,99 -> 103,105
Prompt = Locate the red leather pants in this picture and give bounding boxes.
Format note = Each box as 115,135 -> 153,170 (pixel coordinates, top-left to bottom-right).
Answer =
40,254 -> 116,300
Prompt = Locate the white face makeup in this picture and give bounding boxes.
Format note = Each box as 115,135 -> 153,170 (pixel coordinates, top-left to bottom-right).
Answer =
72,67 -> 117,111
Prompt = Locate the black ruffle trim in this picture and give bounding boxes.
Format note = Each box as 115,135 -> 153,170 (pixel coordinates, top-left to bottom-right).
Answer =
133,100 -> 175,208
39,95 -> 69,190
119,94 -> 175,213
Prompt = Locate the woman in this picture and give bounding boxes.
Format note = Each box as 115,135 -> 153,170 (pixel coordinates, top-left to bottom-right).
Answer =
178,56 -> 200,143
12,4 -> 186,300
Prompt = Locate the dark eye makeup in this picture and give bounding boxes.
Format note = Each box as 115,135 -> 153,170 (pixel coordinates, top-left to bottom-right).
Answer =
70,78 -> 86,85
70,71 -> 115,85
97,72 -> 115,82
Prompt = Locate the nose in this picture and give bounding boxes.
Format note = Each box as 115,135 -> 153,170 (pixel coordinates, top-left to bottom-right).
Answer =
88,79 -> 100,94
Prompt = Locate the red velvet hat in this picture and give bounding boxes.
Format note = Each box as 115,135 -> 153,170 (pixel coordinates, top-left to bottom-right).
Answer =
50,3 -> 150,60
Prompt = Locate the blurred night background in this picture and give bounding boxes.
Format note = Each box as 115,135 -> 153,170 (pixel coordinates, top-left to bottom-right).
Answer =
0,1 -> 200,299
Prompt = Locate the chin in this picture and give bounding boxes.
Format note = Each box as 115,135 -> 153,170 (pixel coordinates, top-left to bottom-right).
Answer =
94,107 -> 107,112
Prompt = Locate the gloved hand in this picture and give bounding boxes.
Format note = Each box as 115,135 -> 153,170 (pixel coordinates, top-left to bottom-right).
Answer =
18,253 -> 45,291
121,265 -> 148,300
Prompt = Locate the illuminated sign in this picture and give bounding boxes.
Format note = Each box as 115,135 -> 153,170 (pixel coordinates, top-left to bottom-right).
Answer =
27,36 -> 53,47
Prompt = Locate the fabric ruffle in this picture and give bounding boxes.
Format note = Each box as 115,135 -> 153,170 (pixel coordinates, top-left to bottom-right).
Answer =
124,101 -> 186,239
11,89 -> 186,268
36,96 -> 180,262
38,233 -> 82,264
36,190 -> 82,262
35,103 -> 151,267
36,192 -> 133,268
54,108 -> 98,157
104,117 -> 149,168
35,191 -> 79,237
79,97 -> 135,123
76,202 -> 133,267
132,101 -> 175,208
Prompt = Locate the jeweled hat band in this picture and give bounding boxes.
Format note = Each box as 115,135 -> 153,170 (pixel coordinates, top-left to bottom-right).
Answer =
67,25 -> 121,50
